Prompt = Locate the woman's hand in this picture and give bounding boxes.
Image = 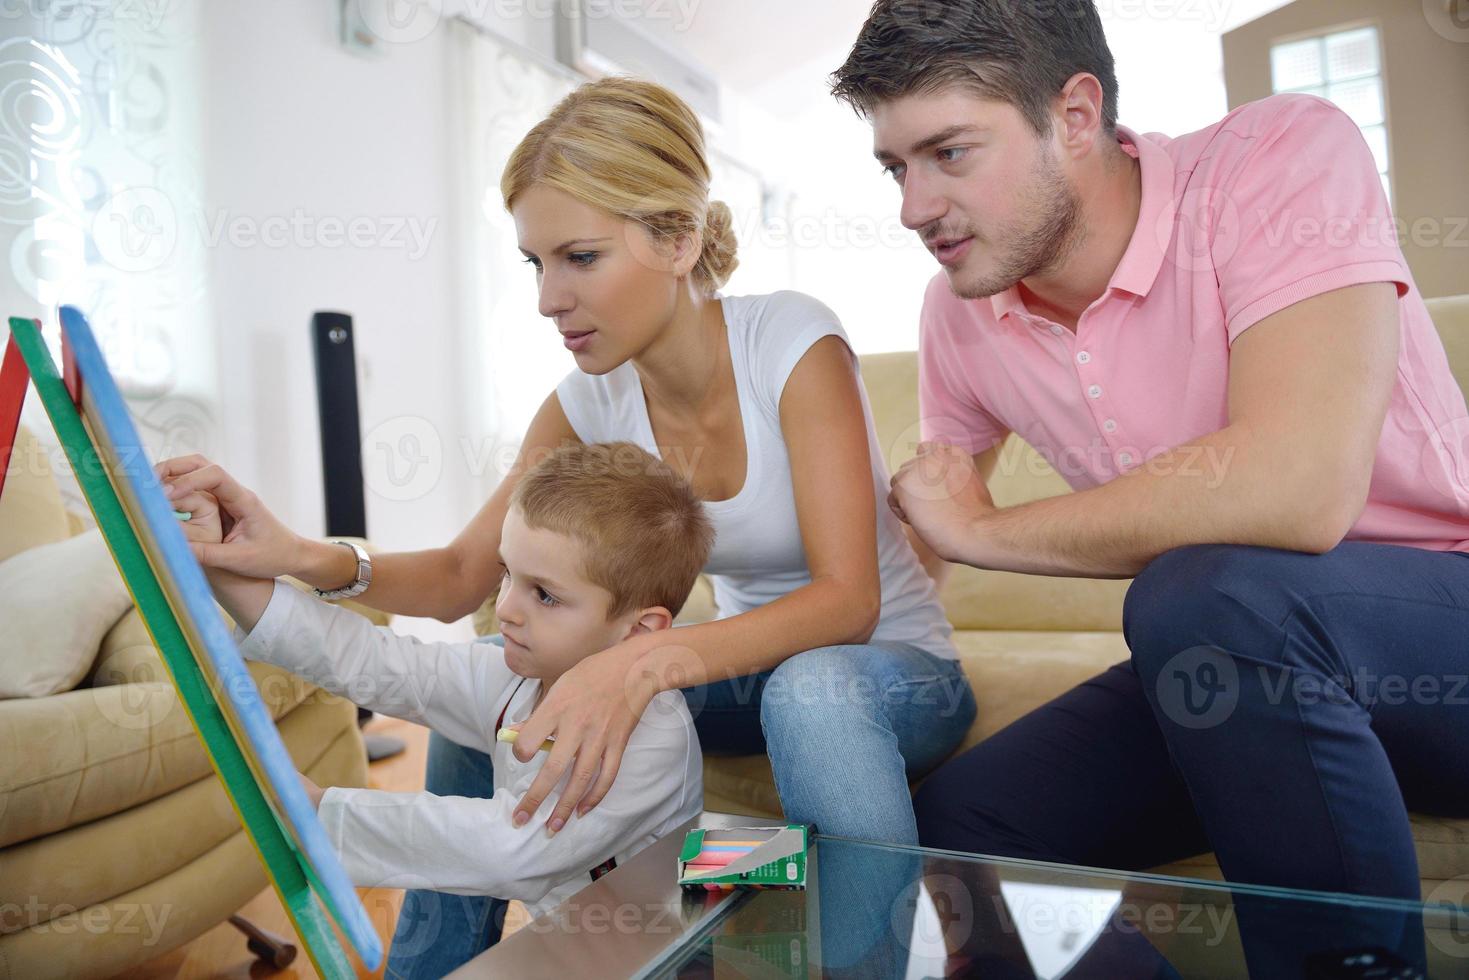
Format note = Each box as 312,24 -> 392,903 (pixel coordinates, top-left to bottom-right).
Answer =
154,455 -> 310,580
509,636 -> 662,834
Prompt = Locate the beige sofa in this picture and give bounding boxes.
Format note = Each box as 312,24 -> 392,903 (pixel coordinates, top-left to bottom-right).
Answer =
0,425 -> 380,979
687,294 -> 1469,899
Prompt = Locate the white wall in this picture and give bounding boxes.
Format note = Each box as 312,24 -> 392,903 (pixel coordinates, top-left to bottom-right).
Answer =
200,0 -> 468,637
192,0 -> 1292,642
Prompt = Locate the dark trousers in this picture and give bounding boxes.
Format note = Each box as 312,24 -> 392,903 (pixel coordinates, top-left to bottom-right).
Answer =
915,541 -> 1469,974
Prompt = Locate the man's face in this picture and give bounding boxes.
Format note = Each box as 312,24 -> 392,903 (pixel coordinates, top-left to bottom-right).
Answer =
872,88 -> 1082,299
494,507 -> 631,682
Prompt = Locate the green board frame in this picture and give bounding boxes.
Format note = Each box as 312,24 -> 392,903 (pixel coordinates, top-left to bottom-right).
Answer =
4,314 -> 381,976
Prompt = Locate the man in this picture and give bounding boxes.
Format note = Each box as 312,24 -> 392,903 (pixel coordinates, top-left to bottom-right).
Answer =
833,0 -> 1469,904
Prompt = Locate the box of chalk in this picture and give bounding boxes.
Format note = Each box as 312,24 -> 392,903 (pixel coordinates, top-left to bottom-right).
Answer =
676,824 -> 808,890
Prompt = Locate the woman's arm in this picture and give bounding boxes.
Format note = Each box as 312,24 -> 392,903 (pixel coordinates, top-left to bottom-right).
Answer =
633,334 -> 884,676
510,336 -> 884,829
158,392 -> 579,623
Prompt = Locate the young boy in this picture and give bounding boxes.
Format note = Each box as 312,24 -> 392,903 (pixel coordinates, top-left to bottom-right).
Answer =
180,442 -> 713,922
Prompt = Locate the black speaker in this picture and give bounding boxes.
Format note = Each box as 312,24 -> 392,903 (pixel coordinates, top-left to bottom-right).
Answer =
311,311 -> 367,539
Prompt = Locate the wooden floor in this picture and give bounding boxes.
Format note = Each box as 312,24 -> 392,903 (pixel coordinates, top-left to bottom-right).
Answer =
115,716 -> 530,979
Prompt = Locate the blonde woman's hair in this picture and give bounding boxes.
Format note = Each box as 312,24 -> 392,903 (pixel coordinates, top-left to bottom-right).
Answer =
510,442 -> 714,619
500,76 -> 739,293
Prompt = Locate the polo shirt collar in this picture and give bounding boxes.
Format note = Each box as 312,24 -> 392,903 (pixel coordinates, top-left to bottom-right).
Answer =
1107,123 -> 1177,298
987,123 -> 1177,322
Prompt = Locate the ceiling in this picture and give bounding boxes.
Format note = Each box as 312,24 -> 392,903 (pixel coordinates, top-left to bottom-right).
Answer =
636,0 -> 1299,126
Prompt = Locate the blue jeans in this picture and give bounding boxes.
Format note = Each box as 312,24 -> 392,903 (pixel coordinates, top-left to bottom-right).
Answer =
387,637 -> 975,978
385,647 -> 509,980
916,542 -> 1469,976
689,640 -> 975,843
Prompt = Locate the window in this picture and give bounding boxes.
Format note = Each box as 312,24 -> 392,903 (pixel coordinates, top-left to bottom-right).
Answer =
1270,25 -> 1391,207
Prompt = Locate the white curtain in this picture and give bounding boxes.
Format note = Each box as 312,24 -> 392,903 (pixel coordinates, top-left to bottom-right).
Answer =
447,18 -> 792,504
1,0 -> 215,510
449,18 -> 578,507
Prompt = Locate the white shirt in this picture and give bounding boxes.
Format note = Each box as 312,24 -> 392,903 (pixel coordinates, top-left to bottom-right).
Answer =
557,290 -> 957,660
235,582 -> 703,919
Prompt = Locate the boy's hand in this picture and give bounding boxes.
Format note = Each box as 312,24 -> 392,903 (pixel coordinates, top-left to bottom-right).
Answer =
171,486 -> 225,550
298,772 -> 326,812
161,472 -> 275,631
155,455 -> 310,580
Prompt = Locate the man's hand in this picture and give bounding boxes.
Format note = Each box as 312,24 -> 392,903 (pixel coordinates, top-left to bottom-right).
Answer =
888,442 -> 996,564
298,771 -> 326,812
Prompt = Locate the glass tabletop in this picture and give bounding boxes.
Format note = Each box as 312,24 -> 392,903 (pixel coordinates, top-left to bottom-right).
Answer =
637,834 -> 1469,979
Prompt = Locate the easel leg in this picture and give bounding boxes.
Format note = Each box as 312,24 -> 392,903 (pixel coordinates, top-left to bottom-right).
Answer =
229,914 -> 298,970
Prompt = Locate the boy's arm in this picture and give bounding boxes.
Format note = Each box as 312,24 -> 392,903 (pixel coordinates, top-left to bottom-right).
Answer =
317,694 -> 699,901
233,580 -> 505,750
171,486 -> 505,744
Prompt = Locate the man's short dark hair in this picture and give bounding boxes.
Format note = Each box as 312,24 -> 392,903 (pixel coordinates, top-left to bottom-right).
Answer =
831,0 -> 1119,137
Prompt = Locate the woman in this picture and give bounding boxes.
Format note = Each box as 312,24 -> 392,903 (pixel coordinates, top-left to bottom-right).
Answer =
160,77 -> 974,975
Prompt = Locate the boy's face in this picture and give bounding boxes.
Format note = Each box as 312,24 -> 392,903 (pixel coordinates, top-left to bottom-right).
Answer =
494,507 -> 639,681
871,87 -> 1081,300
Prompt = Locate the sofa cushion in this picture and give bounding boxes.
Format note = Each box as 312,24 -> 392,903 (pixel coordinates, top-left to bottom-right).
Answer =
0,661 -> 325,848
0,425 -> 72,565
0,693 -> 363,931
0,529 -> 133,698
83,608 -> 166,689
1426,294 -> 1469,395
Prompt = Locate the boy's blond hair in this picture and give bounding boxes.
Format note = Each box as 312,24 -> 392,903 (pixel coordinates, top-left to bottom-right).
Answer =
510,442 -> 714,619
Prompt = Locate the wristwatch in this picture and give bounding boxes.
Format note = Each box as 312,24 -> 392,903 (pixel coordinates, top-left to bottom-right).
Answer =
313,540 -> 373,600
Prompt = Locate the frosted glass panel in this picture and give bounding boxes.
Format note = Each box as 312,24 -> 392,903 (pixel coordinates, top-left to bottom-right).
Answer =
1327,76 -> 1384,127
1325,27 -> 1379,81
1271,37 -> 1324,91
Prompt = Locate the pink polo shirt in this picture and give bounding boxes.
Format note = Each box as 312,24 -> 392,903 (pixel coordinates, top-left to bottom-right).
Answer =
919,94 -> 1469,553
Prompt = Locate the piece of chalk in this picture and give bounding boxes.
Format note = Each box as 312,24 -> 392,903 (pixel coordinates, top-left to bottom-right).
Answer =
174,510 -> 192,521
687,851 -> 748,868
496,727 -> 556,753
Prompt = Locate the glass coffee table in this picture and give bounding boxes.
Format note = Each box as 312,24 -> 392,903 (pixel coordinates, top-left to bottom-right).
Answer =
448,813 -> 1468,978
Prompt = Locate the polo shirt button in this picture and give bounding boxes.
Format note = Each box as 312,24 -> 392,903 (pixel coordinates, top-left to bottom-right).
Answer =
1119,451 -> 1134,467
1087,384 -> 1103,399
1103,419 -> 1118,433
1077,351 -> 1091,365
1049,324 -> 1064,336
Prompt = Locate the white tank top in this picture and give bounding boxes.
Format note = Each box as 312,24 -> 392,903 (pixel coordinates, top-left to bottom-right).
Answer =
554,290 -> 956,661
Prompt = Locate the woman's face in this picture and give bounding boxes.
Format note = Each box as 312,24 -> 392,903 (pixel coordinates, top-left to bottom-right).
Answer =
512,184 -> 691,375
